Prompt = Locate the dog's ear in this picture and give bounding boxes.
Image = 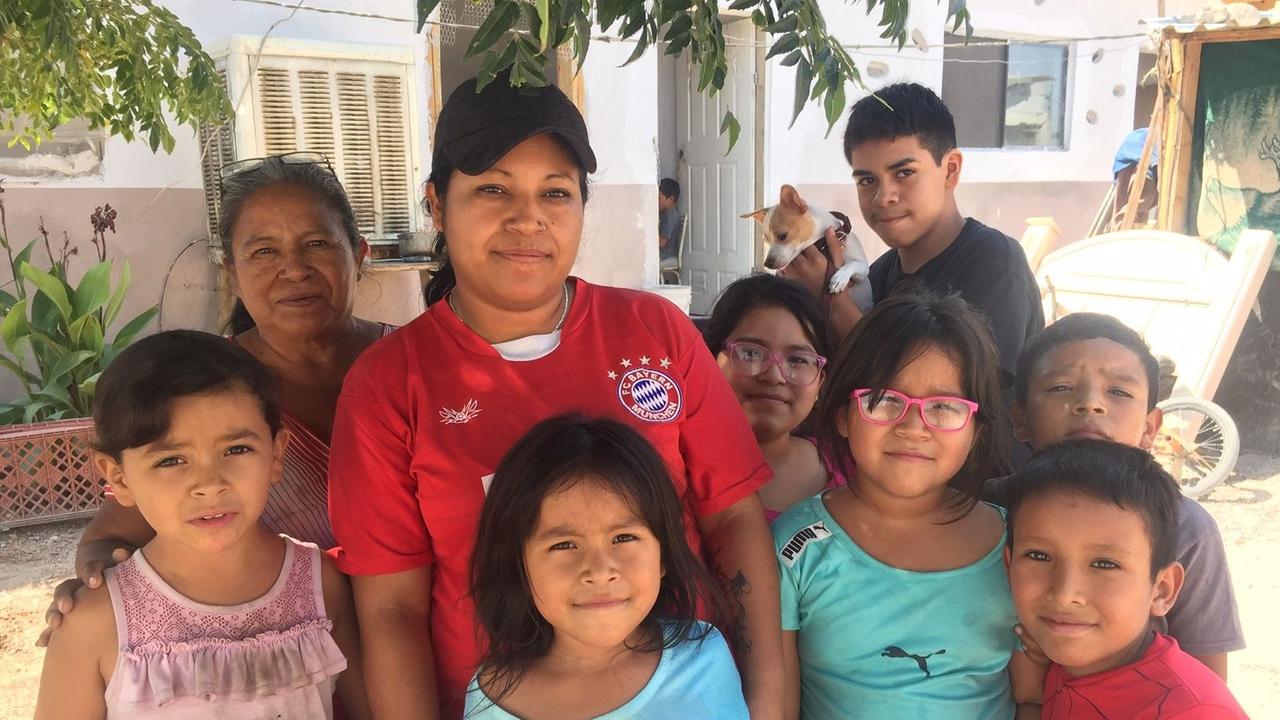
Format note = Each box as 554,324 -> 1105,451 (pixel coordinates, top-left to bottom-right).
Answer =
740,208 -> 768,224
780,184 -> 808,213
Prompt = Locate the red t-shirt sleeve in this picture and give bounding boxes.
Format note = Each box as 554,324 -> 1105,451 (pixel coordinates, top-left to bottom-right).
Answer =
667,305 -> 772,517
327,361 -> 433,576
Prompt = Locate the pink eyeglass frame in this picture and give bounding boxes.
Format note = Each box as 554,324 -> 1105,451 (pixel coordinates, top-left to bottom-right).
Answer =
850,388 -> 980,432
724,340 -> 827,386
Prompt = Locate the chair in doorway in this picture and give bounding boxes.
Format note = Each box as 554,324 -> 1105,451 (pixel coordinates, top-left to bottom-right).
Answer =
660,213 -> 688,285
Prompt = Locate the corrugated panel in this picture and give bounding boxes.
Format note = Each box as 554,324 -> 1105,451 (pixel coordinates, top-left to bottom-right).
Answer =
373,74 -> 411,233
257,67 -> 298,155
336,72 -> 376,235
198,69 -> 236,240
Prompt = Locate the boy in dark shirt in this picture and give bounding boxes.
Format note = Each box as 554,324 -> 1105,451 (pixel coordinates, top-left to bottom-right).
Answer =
791,83 -> 1043,387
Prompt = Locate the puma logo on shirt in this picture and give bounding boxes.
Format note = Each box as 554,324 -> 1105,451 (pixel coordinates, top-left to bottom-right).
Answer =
882,646 -> 946,678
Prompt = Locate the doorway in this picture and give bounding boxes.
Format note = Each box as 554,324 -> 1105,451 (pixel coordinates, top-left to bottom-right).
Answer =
664,14 -> 764,314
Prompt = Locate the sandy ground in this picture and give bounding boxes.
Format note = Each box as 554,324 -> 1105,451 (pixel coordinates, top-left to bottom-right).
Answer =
2,458 -> 1278,718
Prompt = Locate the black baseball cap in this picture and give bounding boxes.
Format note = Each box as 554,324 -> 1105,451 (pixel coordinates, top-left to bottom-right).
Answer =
434,72 -> 597,175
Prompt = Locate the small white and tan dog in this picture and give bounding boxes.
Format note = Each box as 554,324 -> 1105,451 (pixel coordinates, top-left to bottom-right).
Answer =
742,184 -> 872,310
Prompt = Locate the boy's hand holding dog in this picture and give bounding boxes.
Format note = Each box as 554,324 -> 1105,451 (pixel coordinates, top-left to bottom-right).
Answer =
779,229 -> 864,339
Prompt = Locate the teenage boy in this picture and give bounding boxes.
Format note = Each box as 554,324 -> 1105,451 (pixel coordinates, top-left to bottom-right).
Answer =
788,83 -> 1043,388
1004,440 -> 1247,718
1009,313 -> 1244,679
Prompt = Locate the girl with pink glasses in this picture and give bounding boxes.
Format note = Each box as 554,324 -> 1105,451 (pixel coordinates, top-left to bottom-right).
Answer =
704,274 -> 842,522
772,290 -> 1042,720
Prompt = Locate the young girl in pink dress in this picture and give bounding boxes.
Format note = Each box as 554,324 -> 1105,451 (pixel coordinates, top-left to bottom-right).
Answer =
35,330 -> 369,719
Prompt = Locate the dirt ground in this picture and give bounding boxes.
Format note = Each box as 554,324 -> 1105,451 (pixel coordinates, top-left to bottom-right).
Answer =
2,457 -> 1278,719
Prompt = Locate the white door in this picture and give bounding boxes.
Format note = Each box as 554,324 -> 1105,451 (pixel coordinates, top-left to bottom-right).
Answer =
676,22 -> 756,315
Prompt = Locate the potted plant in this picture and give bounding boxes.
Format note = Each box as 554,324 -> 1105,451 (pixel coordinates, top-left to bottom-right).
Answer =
0,181 -> 157,528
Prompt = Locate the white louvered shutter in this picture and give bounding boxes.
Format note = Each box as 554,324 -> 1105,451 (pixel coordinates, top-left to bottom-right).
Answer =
197,70 -> 236,240
200,44 -> 420,242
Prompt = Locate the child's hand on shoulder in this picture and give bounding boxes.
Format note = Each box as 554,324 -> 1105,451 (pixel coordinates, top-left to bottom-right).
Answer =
37,541 -> 134,648
1014,624 -> 1050,666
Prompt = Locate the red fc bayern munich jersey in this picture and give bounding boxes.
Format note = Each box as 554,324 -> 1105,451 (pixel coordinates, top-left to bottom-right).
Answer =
328,277 -> 771,718
1042,633 -> 1248,719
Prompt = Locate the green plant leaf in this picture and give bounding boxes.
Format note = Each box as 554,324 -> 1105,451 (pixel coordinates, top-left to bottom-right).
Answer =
0,289 -> 18,310
720,111 -> 741,151
0,353 -> 39,387
78,314 -> 104,354
0,402 -> 25,425
536,0 -> 551,50
766,32 -> 800,60
765,16 -> 798,33
78,371 -> 101,399
728,0 -> 757,10
73,261 -> 113,318
791,58 -> 813,127
1,298 -> 30,352
113,307 -> 159,348
466,0 -> 522,61
19,262 -> 72,325
416,0 -> 444,31
23,399 -> 53,424
104,261 -> 131,328
780,49 -> 803,67
46,349 -> 96,385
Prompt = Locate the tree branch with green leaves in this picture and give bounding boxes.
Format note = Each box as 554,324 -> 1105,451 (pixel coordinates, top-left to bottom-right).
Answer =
0,0 -> 230,152
418,0 -> 971,147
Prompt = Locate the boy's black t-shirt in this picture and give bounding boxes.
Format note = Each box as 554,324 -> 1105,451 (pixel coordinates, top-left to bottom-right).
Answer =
868,218 -> 1044,387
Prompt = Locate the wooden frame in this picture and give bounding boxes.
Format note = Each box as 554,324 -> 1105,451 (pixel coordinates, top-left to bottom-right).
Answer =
1156,23 -> 1280,233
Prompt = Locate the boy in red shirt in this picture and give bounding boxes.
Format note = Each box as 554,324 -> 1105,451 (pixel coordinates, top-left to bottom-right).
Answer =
1003,440 -> 1248,719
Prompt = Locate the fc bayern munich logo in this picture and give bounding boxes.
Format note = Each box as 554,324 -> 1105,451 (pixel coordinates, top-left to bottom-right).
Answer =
617,368 -> 682,423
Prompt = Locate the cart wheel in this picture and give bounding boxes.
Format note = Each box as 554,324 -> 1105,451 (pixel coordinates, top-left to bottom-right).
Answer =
1152,397 -> 1240,500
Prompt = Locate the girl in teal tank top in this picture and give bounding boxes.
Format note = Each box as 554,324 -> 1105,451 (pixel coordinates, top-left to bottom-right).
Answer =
774,291 -> 1044,719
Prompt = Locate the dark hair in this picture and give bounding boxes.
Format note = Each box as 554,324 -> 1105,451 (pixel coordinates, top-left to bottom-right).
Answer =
92,330 -> 283,460
1014,313 -> 1160,412
218,157 -> 362,334
703,273 -> 832,361
1004,438 -> 1180,579
423,135 -> 591,306
843,82 -> 957,165
470,414 -> 721,702
815,290 -> 1009,516
659,177 -> 680,201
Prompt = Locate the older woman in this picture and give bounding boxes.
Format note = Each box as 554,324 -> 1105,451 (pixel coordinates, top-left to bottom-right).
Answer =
327,75 -> 783,720
40,155 -> 388,640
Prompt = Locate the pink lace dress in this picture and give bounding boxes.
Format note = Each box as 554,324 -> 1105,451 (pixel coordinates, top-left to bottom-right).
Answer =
102,536 -> 347,718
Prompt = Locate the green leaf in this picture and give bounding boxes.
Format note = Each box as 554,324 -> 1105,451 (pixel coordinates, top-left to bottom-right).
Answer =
720,111 -> 741,151
24,400 -> 53,424
780,49 -> 803,67
0,353 -> 39,387
728,0 -> 757,10
0,289 -> 17,310
1,298 -> 30,352
78,371 -> 101,399
19,262 -> 72,325
416,0 -> 444,31
477,41 -> 519,92
766,32 -> 800,60
466,0 -> 522,61
0,403 -> 25,425
765,16 -> 798,33
663,14 -> 693,43
622,30 -> 650,66
73,261 -> 112,318
104,261 -> 131,328
823,81 -> 846,133
45,349 -> 95,385
79,314 -> 105,354
113,307 -> 159,348
791,59 -> 813,127
536,0 -> 551,50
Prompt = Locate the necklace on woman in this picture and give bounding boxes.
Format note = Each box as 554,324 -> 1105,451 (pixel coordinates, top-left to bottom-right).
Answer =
449,282 -> 570,335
